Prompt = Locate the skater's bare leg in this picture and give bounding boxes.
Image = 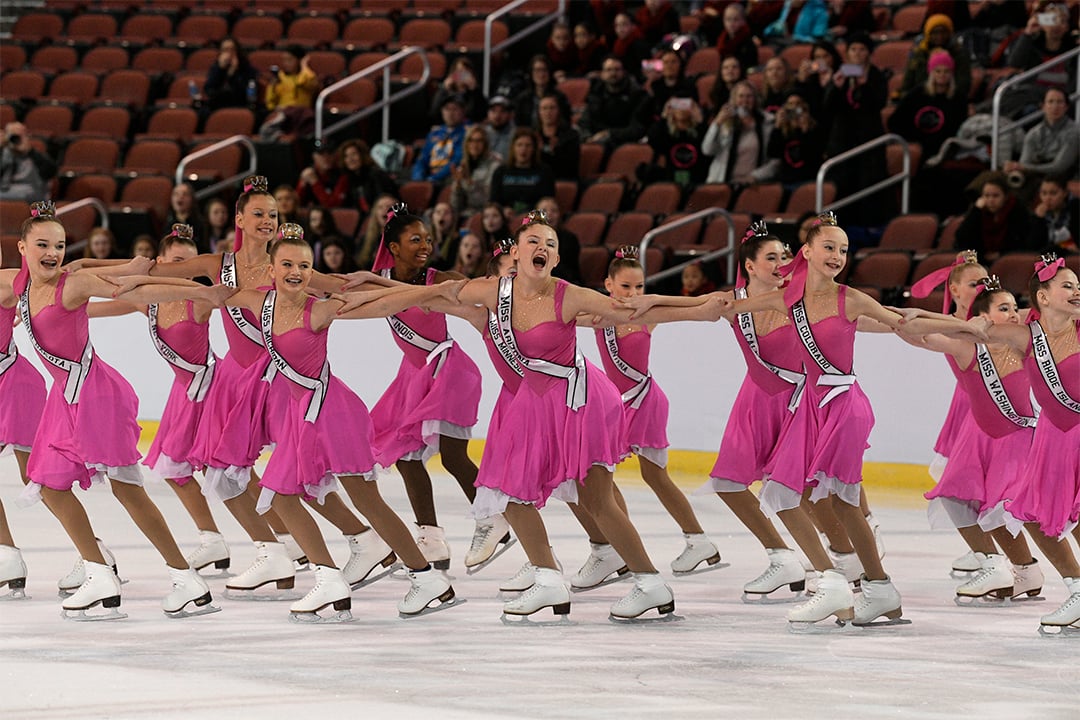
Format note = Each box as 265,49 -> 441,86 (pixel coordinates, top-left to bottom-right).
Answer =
831,496 -> 884,581
578,466 -> 656,574
1024,523 -> 1080,578
397,459 -> 437,527
569,502 -> 607,544
269,494 -> 334,567
109,480 -> 188,568
719,489 -> 787,549
39,487 -> 105,563
639,458 -> 703,534
504,502 -> 557,570
991,528 -> 1035,565
778,506 -> 832,571
246,473 -> 288,535
439,436 -> 478,503
805,493 -> 855,554
0,499 -> 13,547
166,478 -> 220,533
305,492 -> 368,536
224,482 -> 277,542
340,477 -> 428,570
957,525 -> 997,555
859,486 -> 871,517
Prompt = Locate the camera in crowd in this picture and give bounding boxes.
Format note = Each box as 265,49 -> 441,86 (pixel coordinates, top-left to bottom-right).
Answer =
1007,171 -> 1025,189
7,134 -> 22,145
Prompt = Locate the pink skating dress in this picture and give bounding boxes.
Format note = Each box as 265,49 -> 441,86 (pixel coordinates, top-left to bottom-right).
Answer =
244,293 -> 377,511
143,300 -> 216,484
708,302 -> 806,496
594,325 -> 668,467
473,311 -> 525,498
473,278 -> 625,516
0,301 -> 46,453
928,356 -> 971,481
196,254 -> 284,500
1005,320 -> 1080,538
19,274 -> 142,493
369,267 -> 482,467
769,286 -> 874,508
925,344 -> 1035,531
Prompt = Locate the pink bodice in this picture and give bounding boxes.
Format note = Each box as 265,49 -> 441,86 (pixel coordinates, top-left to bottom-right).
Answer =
155,301 -> 210,380
483,322 -> 523,392
26,274 -> 89,384
0,303 -> 13,348
594,325 -> 651,394
796,286 -> 857,400
732,318 -> 803,396
514,280 -> 576,394
958,350 -> 1035,438
218,258 -> 266,368
389,268 -> 449,368
271,296 -> 327,400
1025,321 -> 1080,432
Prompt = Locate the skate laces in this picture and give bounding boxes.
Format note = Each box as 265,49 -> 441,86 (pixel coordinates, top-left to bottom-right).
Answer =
468,524 -> 494,554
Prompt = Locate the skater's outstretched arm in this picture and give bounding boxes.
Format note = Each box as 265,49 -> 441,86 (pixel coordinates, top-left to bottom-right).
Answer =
845,288 -> 989,342
329,280 -> 464,323
148,252 -> 222,281
80,273 -> 235,307
985,323 -> 1031,354
64,256 -> 154,276
86,299 -> 144,318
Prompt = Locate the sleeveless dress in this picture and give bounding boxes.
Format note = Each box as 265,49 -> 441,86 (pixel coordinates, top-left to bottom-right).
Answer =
243,293 -> 377,511
925,344 -> 1035,531
767,286 -> 874,508
20,273 -> 142,494
473,279 -> 625,517
928,356 -> 971,481
1005,320 -> 1080,538
594,325 -> 669,468
707,304 -> 805,498
143,300 -> 216,484
196,255 -> 284,500
369,267 -> 482,467
473,312 -> 525,502
0,301 -> 46,454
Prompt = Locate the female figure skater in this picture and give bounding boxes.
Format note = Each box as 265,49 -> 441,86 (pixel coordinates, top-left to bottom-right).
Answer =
567,246 -> 720,591
0,231 -> 47,599
457,211 -> 724,620
906,276 -> 1042,601
3,202 -> 227,619
720,212 -> 986,626
366,204 -> 507,572
986,256 -> 1080,633
211,225 -> 463,620
909,250 -> 988,575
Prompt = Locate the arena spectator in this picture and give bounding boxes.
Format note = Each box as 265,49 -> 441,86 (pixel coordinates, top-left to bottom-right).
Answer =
490,128 -> 556,214
427,201 -> 460,269
760,57 -> 794,115
579,55 -> 654,148
512,55 -> 572,130
355,193 -> 397,269
305,206 -> 346,253
273,185 -> 302,226
571,22 -> 607,77
956,171 -> 1036,257
707,55 -> 747,113
131,235 -> 157,260
827,0 -> 876,38
759,92 -> 827,187
547,21 -> 577,81
898,14 -> 972,101
645,98 -> 708,190
611,13 -> 652,81
1004,87 -> 1079,195
537,196 -> 582,286
485,95 -> 516,161
681,261 -> 716,296
204,197 -> 231,249
888,50 -> 967,159
165,182 -> 209,250
451,126 -> 503,219
479,202 -> 511,248
86,227 -> 122,260
702,80 -> 772,186
449,231 -> 488,279
792,40 -> 843,113
203,38 -> 257,111
714,4 -> 759,73
339,139 -> 399,216
317,238 -> 358,274
297,142 -> 345,208
430,57 -> 486,124
0,122 -> 56,201
535,93 -> 581,181
1029,176 -> 1079,254
1005,4 -> 1076,114
635,0 -> 680,47
646,48 -> 697,121
259,47 -> 319,140
411,94 -> 468,185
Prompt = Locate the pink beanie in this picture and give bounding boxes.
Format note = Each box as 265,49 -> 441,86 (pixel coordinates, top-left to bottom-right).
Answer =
927,49 -> 955,73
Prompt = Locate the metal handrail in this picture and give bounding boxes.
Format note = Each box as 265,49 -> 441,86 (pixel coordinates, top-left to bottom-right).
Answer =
816,133 -> 910,215
175,134 -> 258,201
57,197 -> 108,255
991,45 -> 1080,169
315,47 -> 430,146
483,0 -> 567,97
639,207 -> 736,287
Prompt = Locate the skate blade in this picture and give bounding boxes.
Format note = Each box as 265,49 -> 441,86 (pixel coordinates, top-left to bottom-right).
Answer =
398,596 -> 466,619
165,603 -> 222,619
1038,623 -> 1080,637
741,589 -> 804,604
852,610 -> 911,628
609,611 -> 683,625
465,537 -> 519,576
570,568 -> 632,593
350,561 -> 403,591
501,612 -> 575,627
223,587 -> 302,602
954,593 -> 1012,607
62,607 -> 127,622
0,588 -> 29,601
1010,589 -> 1045,602
787,618 -> 852,634
289,609 -> 354,624
671,559 -> 731,577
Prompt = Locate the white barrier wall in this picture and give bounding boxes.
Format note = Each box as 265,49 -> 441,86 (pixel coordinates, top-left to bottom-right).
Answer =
14,308 -> 955,465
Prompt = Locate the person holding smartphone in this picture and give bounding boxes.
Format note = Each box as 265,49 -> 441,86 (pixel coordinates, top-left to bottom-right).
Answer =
0,122 -> 56,202
647,49 -> 696,122
702,81 -> 771,187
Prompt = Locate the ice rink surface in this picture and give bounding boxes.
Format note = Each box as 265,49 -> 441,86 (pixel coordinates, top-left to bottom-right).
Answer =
2,460 -> 1079,720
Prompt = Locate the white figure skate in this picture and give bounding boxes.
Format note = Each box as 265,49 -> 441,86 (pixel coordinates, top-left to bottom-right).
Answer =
670,533 -> 724,575
499,551 -> 562,595
955,553 -> 1013,604
853,575 -> 908,626
58,538 -> 119,598
502,568 -> 571,624
289,565 -> 352,623
1011,559 -> 1044,600
742,548 -> 806,602
163,567 -> 221,618
62,561 -> 126,621
950,549 -> 980,578
416,524 -> 451,571
343,530 -> 398,589
830,547 -> 864,589
186,530 -> 230,574
865,512 -> 885,559
571,543 -> 630,592
787,570 -> 854,632
225,541 -> 296,599
465,514 -> 516,574
0,545 -> 28,600
1039,577 -> 1080,637
609,573 -> 677,622
278,533 -> 310,570
398,566 -> 460,617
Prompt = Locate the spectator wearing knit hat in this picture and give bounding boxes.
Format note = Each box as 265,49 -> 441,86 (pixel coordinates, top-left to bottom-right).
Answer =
898,13 -> 972,101
888,49 -> 967,158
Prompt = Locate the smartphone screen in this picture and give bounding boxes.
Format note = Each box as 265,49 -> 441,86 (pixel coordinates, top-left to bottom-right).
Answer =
839,63 -> 865,78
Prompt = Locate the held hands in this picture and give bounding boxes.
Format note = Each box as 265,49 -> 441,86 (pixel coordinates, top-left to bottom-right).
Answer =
339,271 -> 384,292
437,279 -> 466,303
965,316 -> 992,342
106,275 -> 147,298
201,284 -> 239,307
615,294 -> 660,320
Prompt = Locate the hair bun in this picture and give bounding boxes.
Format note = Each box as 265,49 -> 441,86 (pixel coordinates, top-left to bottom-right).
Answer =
30,200 -> 56,218
815,210 -> 838,227
279,223 -> 304,241
242,175 -> 269,193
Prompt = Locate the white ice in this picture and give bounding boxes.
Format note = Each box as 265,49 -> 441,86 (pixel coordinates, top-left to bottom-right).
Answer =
2,461 -> 1078,720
